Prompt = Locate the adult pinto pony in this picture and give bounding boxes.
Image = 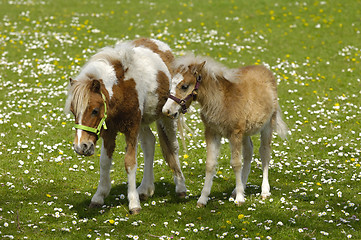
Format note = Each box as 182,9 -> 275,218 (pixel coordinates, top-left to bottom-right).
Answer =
65,38 -> 187,214
163,54 -> 288,207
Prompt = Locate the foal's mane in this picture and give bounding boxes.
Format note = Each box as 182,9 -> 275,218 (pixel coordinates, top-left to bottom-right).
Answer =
173,53 -> 240,83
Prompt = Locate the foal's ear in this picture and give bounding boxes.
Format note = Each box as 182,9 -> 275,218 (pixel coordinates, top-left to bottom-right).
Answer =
69,78 -> 76,86
198,61 -> 206,71
91,79 -> 101,93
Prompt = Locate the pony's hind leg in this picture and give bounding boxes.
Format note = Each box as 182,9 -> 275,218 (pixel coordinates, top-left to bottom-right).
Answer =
197,127 -> 221,207
232,136 -> 253,198
156,118 -> 187,197
90,135 -> 116,208
260,121 -> 273,199
230,134 -> 246,206
137,125 -> 156,200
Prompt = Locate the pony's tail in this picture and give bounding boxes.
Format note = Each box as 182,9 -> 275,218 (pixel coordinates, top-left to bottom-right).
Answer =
275,105 -> 288,139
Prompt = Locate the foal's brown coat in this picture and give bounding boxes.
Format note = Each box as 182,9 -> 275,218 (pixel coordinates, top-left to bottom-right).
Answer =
163,55 -> 287,206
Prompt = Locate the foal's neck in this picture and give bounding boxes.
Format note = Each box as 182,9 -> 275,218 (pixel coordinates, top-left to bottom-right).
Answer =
197,74 -> 223,108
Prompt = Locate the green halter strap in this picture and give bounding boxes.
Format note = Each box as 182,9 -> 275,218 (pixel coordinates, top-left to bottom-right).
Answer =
74,92 -> 108,137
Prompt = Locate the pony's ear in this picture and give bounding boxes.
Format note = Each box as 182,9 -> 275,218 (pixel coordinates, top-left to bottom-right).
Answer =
91,79 -> 101,93
69,78 -> 76,86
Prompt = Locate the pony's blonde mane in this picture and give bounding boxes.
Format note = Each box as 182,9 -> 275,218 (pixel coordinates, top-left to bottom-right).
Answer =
173,53 -> 240,83
65,79 -> 93,117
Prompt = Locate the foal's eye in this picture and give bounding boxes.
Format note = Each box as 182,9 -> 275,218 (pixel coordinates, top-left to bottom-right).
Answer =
181,84 -> 189,90
91,108 -> 99,115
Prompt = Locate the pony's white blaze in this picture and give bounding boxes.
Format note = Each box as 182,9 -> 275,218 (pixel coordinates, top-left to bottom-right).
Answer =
162,73 -> 184,116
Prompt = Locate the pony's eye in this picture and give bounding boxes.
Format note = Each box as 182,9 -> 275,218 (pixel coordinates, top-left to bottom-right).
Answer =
181,84 -> 189,90
91,108 -> 99,115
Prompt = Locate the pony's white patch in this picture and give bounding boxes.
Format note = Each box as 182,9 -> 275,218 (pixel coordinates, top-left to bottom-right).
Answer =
150,38 -> 172,52
119,43 -> 171,114
78,60 -> 118,98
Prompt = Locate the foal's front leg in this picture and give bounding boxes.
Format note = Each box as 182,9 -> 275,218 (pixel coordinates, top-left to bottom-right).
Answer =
90,135 -> 116,208
197,127 -> 221,207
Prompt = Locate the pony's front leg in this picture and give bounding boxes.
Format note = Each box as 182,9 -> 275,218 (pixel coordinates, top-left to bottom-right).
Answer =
197,128 -> 221,207
230,134 -> 246,206
124,131 -> 141,215
137,125 -> 155,200
90,137 -> 116,208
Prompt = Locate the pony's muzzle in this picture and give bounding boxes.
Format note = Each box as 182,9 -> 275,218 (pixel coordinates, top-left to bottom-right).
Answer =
73,142 -> 95,156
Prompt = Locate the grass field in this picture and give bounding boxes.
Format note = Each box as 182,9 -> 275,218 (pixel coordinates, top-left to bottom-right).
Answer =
0,0 -> 360,239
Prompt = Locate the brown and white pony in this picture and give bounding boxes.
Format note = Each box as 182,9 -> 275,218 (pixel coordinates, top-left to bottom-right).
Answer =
163,54 -> 288,207
65,38 -> 187,214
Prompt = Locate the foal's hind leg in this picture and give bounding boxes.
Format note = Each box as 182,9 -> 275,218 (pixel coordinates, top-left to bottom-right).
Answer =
90,134 -> 116,208
197,127 -> 221,207
137,125 -> 156,201
260,121 -> 273,199
230,134 -> 246,206
156,117 -> 187,197
232,136 -> 253,198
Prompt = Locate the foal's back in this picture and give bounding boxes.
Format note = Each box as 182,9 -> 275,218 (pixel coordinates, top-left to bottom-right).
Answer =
222,65 -> 278,136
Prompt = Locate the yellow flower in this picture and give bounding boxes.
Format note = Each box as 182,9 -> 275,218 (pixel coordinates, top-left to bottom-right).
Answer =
109,219 -> 115,224
46,194 -> 51,198
238,214 -> 245,219
183,154 -> 189,159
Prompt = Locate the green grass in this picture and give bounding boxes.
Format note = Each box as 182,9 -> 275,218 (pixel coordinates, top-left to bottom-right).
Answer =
1,0 -> 360,239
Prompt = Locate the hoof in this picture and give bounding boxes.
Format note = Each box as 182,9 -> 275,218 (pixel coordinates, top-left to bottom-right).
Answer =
89,202 -> 102,209
261,194 -> 271,200
139,194 -> 149,201
129,208 -> 141,215
196,202 -> 206,208
177,192 -> 187,198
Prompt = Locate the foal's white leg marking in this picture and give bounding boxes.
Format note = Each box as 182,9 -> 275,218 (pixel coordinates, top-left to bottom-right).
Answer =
230,136 -> 245,205
90,141 -> 112,207
197,130 -> 221,207
137,125 -> 155,199
260,122 -> 273,199
157,118 -> 187,196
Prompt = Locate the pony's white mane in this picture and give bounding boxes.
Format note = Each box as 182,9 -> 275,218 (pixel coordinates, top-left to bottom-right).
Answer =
173,53 -> 240,83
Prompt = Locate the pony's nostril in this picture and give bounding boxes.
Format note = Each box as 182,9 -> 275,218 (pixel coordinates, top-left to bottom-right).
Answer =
173,112 -> 179,119
82,143 -> 89,151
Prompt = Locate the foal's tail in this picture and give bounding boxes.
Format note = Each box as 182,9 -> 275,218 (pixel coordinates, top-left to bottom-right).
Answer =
275,105 -> 288,139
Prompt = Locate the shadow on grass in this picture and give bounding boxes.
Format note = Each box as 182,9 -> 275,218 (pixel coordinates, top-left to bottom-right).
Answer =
72,180 -> 192,218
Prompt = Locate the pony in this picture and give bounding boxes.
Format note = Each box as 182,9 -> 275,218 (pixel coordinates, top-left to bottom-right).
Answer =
65,38 -> 187,214
162,54 -> 288,207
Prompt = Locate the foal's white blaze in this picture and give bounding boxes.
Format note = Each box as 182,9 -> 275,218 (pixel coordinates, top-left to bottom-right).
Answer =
162,73 -> 184,116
